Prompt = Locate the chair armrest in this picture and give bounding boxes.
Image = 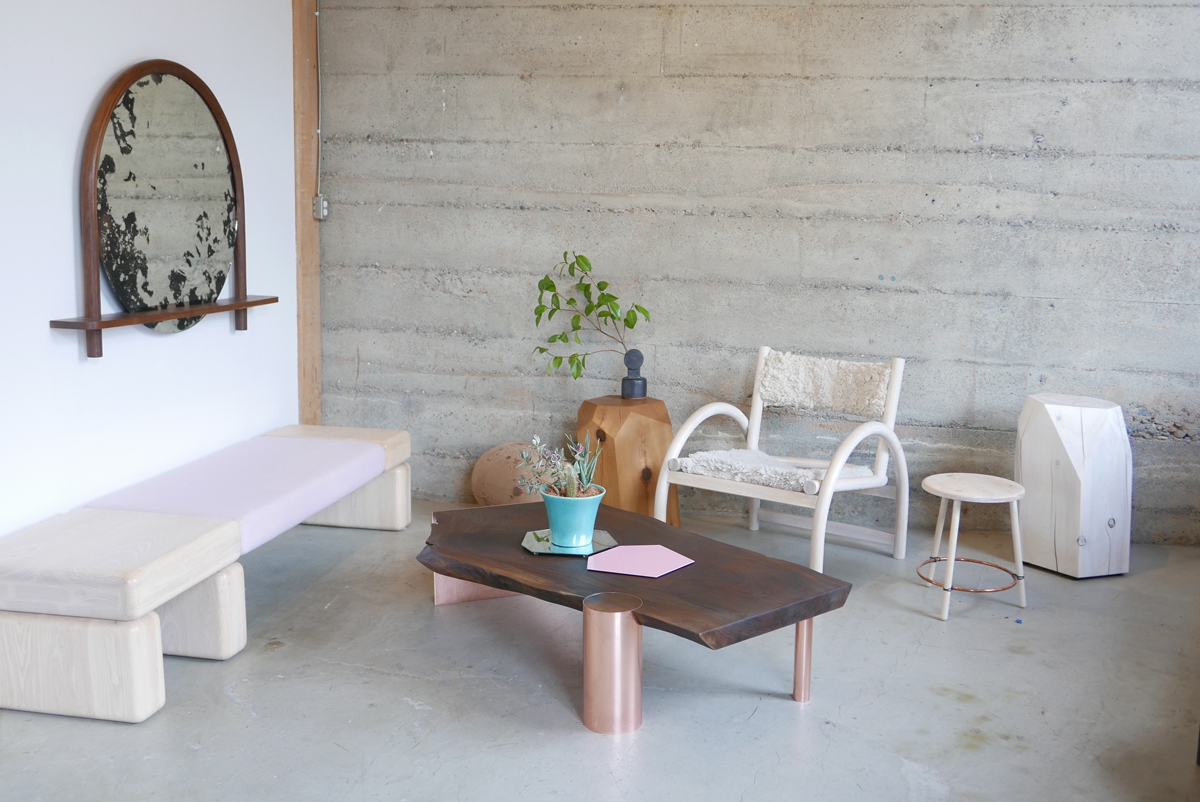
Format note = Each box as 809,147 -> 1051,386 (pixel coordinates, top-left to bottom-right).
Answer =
653,403 -> 749,521
807,421 -> 910,571
808,421 -> 905,492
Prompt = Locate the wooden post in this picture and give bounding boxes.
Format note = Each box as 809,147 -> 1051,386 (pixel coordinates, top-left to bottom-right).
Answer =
578,396 -> 681,527
294,0 -> 322,425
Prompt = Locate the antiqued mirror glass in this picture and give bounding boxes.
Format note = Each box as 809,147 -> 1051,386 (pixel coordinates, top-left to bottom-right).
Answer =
97,73 -> 236,332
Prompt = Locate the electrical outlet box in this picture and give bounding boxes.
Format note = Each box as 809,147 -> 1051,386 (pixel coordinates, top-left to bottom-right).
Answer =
312,195 -> 329,221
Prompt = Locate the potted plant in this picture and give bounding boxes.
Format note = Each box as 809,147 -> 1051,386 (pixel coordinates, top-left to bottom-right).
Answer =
533,252 -> 652,398
517,434 -> 604,548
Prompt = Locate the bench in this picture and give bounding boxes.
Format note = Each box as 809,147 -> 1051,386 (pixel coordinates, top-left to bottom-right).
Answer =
0,425 -> 410,723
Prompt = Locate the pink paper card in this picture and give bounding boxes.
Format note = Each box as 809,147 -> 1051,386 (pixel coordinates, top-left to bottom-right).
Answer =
586,545 -> 694,578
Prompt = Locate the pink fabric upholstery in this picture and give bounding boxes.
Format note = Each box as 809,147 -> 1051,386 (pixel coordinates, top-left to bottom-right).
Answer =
88,437 -> 385,554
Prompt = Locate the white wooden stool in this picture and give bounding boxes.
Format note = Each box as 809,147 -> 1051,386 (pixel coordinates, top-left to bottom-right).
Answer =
919,473 -> 1028,621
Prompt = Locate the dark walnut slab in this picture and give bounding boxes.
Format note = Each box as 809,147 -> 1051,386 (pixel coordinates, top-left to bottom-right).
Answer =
418,505 -> 851,650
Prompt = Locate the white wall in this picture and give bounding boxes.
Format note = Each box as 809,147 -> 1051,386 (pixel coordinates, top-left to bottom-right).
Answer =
0,1 -> 297,536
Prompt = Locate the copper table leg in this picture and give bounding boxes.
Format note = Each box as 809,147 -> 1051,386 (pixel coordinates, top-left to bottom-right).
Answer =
793,618 -> 813,703
583,592 -> 643,734
432,573 -> 519,605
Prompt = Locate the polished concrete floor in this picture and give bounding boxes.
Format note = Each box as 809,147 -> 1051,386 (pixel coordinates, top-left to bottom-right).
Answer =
2,500 -> 1198,801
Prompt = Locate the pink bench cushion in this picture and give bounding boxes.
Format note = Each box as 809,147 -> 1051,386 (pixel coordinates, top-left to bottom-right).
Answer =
88,437 -> 385,554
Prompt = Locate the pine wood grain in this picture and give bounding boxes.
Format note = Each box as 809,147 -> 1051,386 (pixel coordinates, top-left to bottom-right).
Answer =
578,396 -> 680,527
294,0 -> 322,424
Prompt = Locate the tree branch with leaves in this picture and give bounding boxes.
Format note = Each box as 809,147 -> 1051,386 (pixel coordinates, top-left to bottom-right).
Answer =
533,252 -> 651,379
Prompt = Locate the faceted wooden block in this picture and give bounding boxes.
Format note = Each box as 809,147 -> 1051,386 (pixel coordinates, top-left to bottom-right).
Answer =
1015,393 -> 1132,577
578,396 -> 680,527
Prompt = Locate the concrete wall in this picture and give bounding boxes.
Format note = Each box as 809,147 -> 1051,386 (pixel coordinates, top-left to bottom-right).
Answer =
0,2 -> 297,537
318,0 -> 1200,543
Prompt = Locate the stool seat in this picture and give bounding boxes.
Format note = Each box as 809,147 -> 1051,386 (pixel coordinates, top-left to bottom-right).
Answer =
920,473 -> 1028,620
921,473 -> 1025,504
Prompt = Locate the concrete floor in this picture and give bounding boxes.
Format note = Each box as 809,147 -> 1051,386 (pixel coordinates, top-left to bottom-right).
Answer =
1,500 -> 1198,801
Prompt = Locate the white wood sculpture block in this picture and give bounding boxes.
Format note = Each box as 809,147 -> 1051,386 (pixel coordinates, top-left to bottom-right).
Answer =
0,509 -> 241,620
265,425 -> 412,471
0,610 -> 165,723
304,463 -> 412,531
158,563 -> 247,660
1015,393 -> 1132,577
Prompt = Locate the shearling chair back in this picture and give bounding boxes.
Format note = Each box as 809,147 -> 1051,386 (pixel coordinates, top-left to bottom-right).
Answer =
757,351 -> 892,419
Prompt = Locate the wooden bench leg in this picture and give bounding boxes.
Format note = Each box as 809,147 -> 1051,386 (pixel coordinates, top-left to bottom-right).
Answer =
159,563 -> 247,661
0,610 -> 165,723
305,463 -> 412,531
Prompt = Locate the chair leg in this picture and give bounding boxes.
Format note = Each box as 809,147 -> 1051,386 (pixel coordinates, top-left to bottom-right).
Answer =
808,492 -> 836,573
748,499 -> 760,531
892,479 -> 909,561
939,500 -> 962,621
929,498 -> 948,584
1009,500 -> 1027,608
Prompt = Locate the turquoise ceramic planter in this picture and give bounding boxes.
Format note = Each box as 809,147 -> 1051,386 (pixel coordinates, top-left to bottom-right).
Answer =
541,486 -> 606,548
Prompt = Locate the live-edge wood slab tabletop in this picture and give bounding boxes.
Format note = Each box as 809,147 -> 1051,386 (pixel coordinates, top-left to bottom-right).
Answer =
417,505 -> 851,650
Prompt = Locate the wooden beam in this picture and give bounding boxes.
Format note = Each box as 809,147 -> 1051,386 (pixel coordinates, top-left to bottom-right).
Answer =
293,0 -> 322,425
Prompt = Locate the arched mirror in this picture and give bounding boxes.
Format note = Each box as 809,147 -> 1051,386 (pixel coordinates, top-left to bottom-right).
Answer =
50,60 -> 277,357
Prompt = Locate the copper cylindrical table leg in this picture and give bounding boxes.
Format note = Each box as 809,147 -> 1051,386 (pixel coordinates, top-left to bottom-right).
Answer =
583,592 -> 643,734
793,618 -> 813,703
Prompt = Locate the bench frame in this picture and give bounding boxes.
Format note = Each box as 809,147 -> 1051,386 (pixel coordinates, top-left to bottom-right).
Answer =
0,427 -> 411,723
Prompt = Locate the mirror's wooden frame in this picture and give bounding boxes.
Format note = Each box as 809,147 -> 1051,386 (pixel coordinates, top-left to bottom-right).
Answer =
50,59 -> 278,358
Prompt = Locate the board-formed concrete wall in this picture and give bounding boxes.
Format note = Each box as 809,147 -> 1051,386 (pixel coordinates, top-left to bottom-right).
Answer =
318,0 -> 1200,544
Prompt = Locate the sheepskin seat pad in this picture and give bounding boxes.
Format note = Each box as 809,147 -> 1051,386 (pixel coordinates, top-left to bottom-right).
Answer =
669,449 -> 874,494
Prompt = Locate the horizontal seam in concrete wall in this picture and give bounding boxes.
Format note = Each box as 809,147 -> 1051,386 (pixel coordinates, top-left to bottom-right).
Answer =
321,195 -> 1200,234
323,136 -> 1200,163
323,3 -> 1200,9
342,71 -> 1200,87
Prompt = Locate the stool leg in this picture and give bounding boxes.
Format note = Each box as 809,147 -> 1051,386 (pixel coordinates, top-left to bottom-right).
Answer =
1009,500 -> 1027,608
929,497 -> 949,584
939,500 -> 962,621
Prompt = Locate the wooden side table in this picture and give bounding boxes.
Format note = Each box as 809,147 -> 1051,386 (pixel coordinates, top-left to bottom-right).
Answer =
578,396 -> 680,527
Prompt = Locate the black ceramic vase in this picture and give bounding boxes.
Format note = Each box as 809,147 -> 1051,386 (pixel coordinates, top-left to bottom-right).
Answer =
621,349 -> 647,399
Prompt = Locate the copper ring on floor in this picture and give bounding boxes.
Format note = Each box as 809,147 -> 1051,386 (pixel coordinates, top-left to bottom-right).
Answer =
917,557 -> 1020,593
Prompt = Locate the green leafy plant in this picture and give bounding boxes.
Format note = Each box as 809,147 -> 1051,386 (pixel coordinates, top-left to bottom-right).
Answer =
533,252 -> 651,379
517,434 -> 603,498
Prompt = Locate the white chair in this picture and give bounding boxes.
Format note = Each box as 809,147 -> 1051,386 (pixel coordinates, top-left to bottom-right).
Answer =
653,347 -> 909,573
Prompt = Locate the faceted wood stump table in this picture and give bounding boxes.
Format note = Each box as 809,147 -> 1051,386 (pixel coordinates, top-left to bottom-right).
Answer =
417,504 -> 852,732
578,396 -> 681,528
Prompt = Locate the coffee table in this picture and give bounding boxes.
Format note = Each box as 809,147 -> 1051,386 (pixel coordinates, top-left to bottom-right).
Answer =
417,504 -> 852,732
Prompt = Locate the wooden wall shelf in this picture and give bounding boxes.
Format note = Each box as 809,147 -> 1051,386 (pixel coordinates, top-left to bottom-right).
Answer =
50,296 -> 279,331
